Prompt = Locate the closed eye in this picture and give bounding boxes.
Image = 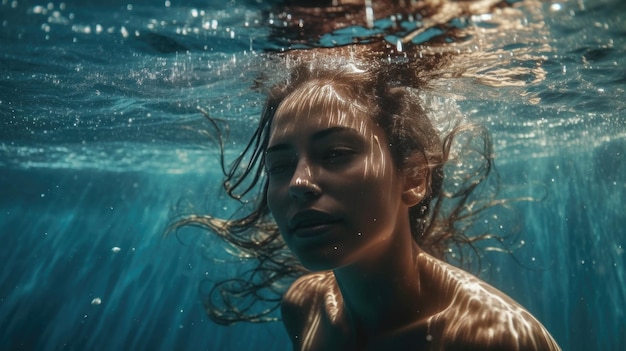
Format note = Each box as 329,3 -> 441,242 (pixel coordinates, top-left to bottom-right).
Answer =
322,148 -> 357,164
266,160 -> 296,176
265,150 -> 297,177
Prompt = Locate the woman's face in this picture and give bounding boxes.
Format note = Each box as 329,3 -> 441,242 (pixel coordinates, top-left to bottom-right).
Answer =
265,87 -> 412,271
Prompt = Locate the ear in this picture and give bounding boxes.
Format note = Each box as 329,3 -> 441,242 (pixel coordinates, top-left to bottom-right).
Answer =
401,154 -> 429,207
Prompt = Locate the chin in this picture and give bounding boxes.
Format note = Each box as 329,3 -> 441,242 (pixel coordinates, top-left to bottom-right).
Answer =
295,250 -> 354,272
296,254 -> 345,272
297,256 -> 338,272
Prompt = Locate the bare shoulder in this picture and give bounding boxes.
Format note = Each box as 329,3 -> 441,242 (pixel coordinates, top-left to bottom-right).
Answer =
281,271 -> 338,349
281,270 -> 335,318
426,258 -> 561,351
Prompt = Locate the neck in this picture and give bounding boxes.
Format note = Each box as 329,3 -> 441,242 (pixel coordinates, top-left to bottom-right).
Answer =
332,232 -> 434,335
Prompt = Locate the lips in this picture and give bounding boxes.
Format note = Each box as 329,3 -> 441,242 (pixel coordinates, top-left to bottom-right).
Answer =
288,210 -> 341,237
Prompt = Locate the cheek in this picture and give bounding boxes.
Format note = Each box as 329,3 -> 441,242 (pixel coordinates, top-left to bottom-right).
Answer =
360,178 -> 399,212
352,159 -> 403,224
266,186 -> 286,226
339,171 -> 401,222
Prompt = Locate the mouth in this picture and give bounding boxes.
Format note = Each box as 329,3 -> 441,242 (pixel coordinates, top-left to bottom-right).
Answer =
288,210 -> 342,237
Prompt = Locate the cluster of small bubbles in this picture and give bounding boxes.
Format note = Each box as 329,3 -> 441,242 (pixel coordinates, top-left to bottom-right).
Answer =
202,19 -> 219,30
31,2 -> 63,15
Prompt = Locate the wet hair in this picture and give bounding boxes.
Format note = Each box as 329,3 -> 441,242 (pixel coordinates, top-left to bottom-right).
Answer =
167,56 -> 496,324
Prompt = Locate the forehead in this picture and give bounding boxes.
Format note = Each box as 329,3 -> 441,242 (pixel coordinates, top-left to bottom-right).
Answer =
269,81 -> 375,140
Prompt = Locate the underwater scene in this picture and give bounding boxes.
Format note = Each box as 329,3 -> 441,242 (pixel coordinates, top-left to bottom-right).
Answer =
1,0 -> 624,350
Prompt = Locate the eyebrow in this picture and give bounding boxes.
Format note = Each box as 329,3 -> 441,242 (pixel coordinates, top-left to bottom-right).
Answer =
265,126 -> 360,155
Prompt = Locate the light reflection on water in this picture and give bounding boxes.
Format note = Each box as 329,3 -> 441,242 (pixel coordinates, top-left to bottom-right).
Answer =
0,0 -> 624,350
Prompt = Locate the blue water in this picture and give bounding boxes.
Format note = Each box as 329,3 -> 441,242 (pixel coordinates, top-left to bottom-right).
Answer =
1,0 -> 624,350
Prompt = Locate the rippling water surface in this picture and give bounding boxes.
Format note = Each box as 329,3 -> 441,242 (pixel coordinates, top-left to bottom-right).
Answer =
1,0 -> 624,350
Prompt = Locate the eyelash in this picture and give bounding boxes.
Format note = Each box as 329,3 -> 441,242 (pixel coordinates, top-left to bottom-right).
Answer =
265,147 -> 356,177
266,160 -> 295,176
323,148 -> 354,163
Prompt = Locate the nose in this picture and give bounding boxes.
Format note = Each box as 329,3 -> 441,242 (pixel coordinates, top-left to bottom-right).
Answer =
288,160 -> 321,201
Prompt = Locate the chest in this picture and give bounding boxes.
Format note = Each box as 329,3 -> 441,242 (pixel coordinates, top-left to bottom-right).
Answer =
296,311 -> 433,351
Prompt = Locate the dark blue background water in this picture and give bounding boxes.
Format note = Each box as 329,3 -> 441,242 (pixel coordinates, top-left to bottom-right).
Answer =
1,0 -> 624,350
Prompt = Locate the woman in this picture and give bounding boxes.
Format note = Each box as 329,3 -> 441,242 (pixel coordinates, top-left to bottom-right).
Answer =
170,56 -> 561,350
